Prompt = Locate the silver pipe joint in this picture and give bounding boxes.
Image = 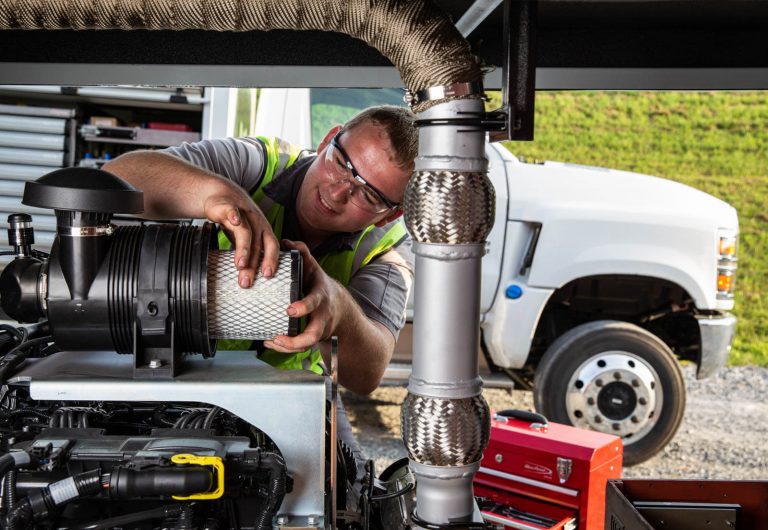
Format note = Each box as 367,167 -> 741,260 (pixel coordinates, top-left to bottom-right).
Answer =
409,461 -> 481,523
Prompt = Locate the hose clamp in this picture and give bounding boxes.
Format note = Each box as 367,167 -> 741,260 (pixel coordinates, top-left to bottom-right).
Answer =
404,81 -> 484,107
60,225 -> 115,237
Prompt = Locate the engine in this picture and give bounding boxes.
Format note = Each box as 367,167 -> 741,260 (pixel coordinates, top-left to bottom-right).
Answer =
0,168 -> 415,530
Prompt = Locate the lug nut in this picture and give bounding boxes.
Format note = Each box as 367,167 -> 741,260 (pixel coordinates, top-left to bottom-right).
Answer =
638,397 -> 648,406
631,415 -> 639,423
594,415 -> 603,423
632,379 -> 640,387
612,423 -> 621,431
587,397 -> 596,406
613,371 -> 622,380
596,379 -> 604,387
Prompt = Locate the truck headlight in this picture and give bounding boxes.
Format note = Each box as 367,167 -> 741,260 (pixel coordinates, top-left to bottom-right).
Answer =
716,229 -> 738,300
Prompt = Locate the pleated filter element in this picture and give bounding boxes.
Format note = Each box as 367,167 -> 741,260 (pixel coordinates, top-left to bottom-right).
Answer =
207,250 -> 301,340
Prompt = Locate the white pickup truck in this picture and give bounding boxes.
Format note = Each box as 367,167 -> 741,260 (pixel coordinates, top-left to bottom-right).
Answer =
255,87 -> 739,466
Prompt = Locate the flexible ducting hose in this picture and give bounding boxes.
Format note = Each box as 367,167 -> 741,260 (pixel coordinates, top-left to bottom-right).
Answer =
253,451 -> 288,530
0,0 -> 482,111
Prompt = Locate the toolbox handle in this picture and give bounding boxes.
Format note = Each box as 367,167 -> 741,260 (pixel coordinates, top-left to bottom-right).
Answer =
495,409 -> 549,430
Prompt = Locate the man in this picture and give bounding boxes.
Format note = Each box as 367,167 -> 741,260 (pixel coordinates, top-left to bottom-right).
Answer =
102,106 -> 416,396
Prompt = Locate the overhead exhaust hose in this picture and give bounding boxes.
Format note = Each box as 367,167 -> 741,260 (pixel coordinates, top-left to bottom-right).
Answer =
0,0 -> 482,111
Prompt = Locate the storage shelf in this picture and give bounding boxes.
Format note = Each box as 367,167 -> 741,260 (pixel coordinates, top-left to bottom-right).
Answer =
80,125 -> 200,147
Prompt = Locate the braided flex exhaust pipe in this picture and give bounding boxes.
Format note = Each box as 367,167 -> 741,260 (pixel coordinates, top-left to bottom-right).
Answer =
401,99 -> 492,525
2,0 -> 492,524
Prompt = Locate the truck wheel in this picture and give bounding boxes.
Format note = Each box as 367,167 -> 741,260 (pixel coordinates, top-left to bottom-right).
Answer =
533,320 -> 685,466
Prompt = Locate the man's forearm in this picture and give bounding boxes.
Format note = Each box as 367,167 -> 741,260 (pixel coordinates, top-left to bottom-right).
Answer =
103,150 -> 281,284
103,150 -> 239,220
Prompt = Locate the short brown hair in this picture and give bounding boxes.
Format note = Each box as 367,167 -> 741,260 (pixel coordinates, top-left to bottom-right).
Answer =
341,105 -> 417,171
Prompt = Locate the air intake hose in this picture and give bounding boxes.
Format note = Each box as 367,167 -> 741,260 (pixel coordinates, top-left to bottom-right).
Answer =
0,0 -> 482,111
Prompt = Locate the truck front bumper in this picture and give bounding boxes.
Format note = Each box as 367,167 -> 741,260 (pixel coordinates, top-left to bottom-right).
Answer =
696,313 -> 736,379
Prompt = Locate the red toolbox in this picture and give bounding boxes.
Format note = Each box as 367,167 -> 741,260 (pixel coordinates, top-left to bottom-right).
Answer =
474,410 -> 623,530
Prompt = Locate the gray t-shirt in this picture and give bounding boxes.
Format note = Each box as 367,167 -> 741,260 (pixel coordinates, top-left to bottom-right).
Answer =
164,137 -> 413,338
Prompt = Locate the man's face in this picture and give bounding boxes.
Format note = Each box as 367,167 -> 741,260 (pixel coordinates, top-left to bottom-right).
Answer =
296,122 -> 411,237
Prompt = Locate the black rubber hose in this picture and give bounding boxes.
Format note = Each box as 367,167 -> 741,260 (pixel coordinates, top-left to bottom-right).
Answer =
253,452 -> 287,530
0,454 -> 17,479
2,470 -> 18,512
68,504 -> 184,530
73,469 -> 103,497
4,498 -> 32,530
6,409 -> 50,422
0,336 -> 52,384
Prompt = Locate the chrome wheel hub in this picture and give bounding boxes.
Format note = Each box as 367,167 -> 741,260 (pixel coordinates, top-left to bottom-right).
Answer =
565,352 -> 662,444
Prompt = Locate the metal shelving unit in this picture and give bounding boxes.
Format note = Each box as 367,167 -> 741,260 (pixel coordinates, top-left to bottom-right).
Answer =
0,102 -> 76,261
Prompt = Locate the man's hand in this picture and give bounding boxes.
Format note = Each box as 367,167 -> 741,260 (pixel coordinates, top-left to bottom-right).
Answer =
203,193 -> 279,287
264,239 -> 396,395
264,240 -> 342,353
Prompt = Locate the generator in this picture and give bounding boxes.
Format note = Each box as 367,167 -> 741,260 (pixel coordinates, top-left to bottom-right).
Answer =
0,168 -> 413,530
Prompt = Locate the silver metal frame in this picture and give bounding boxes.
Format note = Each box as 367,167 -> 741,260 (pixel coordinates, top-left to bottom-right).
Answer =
11,350 -> 327,517
2,64 -> 767,89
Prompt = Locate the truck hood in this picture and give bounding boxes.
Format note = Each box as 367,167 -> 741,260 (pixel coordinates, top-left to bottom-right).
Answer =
504,159 -> 738,228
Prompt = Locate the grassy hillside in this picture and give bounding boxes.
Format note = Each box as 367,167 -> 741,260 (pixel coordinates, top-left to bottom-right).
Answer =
492,91 -> 767,365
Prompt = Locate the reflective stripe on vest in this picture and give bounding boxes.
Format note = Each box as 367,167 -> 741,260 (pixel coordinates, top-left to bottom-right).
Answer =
217,136 -> 299,251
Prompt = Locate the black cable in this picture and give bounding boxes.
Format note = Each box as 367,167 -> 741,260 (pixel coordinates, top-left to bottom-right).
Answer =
0,335 -> 52,385
361,459 -> 376,530
4,336 -> 52,358
68,503 -> 184,530
191,414 -> 206,430
370,481 -> 414,502
202,407 -> 221,430
0,326 -> 25,358
0,326 -> 24,344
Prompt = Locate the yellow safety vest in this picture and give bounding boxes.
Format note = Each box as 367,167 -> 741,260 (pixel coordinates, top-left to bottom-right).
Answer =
217,136 -> 406,374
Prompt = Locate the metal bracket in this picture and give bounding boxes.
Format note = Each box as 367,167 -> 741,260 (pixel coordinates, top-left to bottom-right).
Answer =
489,0 -> 538,142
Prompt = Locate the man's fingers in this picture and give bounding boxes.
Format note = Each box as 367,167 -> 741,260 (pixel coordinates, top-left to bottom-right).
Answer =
286,289 -> 324,318
264,331 -> 319,353
259,229 -> 280,278
225,218 -> 258,288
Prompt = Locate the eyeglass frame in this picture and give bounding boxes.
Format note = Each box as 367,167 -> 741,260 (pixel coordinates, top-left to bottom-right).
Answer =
327,133 -> 401,212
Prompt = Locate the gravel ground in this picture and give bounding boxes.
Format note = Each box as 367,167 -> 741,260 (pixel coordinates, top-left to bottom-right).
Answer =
344,365 -> 768,479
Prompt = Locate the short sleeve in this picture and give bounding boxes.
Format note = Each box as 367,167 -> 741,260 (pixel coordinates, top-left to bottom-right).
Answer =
162,137 -> 267,192
347,243 -> 414,339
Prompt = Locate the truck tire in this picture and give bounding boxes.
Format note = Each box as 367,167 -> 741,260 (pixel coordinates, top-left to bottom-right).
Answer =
533,320 -> 685,466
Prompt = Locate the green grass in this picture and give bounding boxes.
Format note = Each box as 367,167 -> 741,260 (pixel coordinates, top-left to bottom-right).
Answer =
490,91 -> 767,365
